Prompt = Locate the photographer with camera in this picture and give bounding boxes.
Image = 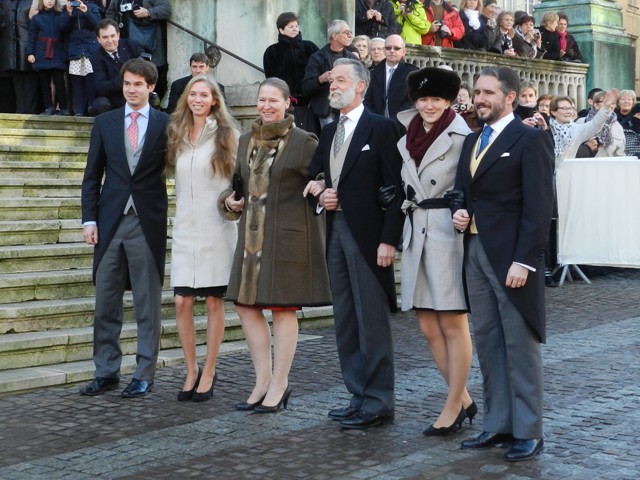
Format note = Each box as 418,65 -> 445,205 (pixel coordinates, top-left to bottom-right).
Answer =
453,83 -> 480,131
513,14 -> 541,58
421,0 -> 464,48
105,0 -> 170,100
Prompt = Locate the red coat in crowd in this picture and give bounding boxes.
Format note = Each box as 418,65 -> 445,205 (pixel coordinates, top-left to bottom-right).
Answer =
421,1 -> 464,48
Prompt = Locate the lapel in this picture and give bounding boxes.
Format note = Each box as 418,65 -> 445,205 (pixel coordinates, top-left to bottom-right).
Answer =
111,108 -> 129,176
136,107 -> 159,174
323,121 -> 338,186
340,109 -> 372,183
472,119 -> 524,182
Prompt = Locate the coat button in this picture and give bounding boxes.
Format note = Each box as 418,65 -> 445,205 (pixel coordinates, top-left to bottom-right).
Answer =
438,155 -> 445,160
421,227 -> 426,234
431,179 -> 436,185
250,225 -> 258,231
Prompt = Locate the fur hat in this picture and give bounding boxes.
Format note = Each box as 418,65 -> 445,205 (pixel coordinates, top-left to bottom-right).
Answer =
406,66 -> 461,102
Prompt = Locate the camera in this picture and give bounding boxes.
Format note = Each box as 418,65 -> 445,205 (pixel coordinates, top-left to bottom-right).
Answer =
120,1 -> 134,12
533,29 -> 541,38
69,1 -> 81,7
457,103 -> 468,112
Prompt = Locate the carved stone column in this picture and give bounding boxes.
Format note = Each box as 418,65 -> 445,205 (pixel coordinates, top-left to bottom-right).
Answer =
533,0 -> 635,96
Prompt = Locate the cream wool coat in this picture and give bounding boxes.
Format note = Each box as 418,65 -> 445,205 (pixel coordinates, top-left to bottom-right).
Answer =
170,120 -> 239,288
397,109 -> 470,312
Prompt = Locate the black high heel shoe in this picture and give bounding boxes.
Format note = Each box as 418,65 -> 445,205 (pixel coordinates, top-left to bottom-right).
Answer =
423,408 -> 466,437
192,373 -> 217,402
465,401 -> 478,425
235,394 -> 267,411
177,367 -> 202,402
253,385 -> 292,413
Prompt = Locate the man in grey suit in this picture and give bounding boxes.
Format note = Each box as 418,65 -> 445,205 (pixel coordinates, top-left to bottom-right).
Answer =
305,58 -> 404,429
452,67 -> 554,461
80,58 -> 170,398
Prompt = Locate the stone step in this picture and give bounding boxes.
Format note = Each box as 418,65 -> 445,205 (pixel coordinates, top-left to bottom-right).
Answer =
0,144 -> 89,162
0,197 -> 176,221
0,128 -> 90,147
0,263 -> 230,306
0,219 -> 84,246
0,178 -> 82,198
0,306 -> 332,374
0,243 -> 94,274
0,113 -> 94,132
0,290 -> 195,334
0,197 -> 80,221
0,329 -> 328,394
0,178 -> 176,199
0,161 -> 86,179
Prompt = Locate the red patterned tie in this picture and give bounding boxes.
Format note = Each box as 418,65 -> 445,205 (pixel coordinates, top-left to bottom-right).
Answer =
128,111 -> 140,150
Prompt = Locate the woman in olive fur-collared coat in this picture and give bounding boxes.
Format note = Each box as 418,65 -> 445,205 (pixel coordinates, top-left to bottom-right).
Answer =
218,78 -> 331,413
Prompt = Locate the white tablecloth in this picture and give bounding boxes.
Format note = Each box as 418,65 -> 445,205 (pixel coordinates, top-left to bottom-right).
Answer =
556,157 -> 640,268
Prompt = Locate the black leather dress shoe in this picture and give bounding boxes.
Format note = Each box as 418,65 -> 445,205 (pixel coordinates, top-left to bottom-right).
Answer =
121,378 -> 153,398
505,438 -> 544,462
328,405 -> 359,421
461,431 -> 515,449
80,377 -> 119,396
340,411 -> 394,430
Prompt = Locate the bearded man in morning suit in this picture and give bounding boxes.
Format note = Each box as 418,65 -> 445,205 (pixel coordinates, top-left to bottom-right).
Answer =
452,66 -> 554,461
80,58 -> 169,398
304,58 -> 404,430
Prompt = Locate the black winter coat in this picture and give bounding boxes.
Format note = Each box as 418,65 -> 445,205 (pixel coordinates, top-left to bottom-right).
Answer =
355,0 -> 399,38
0,0 -> 34,71
455,10 -> 488,51
64,2 -> 101,60
263,33 -> 318,105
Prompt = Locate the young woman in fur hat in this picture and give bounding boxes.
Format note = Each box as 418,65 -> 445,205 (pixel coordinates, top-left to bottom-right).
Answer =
396,66 -> 476,436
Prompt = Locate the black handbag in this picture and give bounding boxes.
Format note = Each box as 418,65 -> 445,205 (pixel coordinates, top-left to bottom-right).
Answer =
232,173 -> 244,201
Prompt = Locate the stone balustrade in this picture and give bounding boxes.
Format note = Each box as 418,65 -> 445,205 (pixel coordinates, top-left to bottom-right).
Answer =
405,45 -> 590,110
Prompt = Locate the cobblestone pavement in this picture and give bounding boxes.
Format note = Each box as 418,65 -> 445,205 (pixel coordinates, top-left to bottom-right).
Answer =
1,268 -> 639,479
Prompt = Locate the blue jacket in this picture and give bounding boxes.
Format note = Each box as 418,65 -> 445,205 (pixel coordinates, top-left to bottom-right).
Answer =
64,3 -> 101,61
27,9 -> 71,70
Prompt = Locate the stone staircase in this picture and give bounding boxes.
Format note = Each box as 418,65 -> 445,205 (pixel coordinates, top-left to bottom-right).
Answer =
0,113 -> 334,395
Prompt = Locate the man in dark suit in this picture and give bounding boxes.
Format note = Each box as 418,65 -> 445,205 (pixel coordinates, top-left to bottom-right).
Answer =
305,58 -> 404,429
80,58 -> 170,398
363,34 -> 417,129
89,18 -> 144,115
165,52 -> 225,114
452,66 -> 554,461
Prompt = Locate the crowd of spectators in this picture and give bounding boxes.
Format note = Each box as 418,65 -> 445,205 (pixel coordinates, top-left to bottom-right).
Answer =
0,0 -> 170,116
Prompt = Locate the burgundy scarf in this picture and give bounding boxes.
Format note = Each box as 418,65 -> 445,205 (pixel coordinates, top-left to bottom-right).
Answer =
557,30 -> 567,51
406,108 -> 456,168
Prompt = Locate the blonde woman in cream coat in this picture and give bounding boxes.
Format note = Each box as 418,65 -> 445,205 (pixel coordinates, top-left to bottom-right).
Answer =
166,75 -> 239,403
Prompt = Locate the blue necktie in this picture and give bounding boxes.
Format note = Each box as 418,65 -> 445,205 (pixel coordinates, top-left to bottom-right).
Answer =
477,125 -> 492,157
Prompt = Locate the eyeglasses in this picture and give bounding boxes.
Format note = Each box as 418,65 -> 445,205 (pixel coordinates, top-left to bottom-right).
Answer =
339,30 -> 353,36
556,106 -> 576,111
370,47 -> 384,51
384,46 -> 403,51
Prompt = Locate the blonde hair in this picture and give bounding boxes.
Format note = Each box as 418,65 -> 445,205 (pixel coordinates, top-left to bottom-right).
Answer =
166,76 -> 238,179
617,89 -> 637,102
540,12 -> 559,27
460,0 -> 483,11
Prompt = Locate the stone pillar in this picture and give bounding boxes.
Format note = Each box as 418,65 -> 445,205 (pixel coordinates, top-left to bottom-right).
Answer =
533,0 -> 635,99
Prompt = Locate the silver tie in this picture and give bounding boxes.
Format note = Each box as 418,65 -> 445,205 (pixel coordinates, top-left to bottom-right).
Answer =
333,115 -> 348,157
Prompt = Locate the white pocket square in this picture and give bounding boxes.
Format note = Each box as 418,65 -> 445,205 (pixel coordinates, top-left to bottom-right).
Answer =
361,144 -> 371,151
500,152 -> 511,157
